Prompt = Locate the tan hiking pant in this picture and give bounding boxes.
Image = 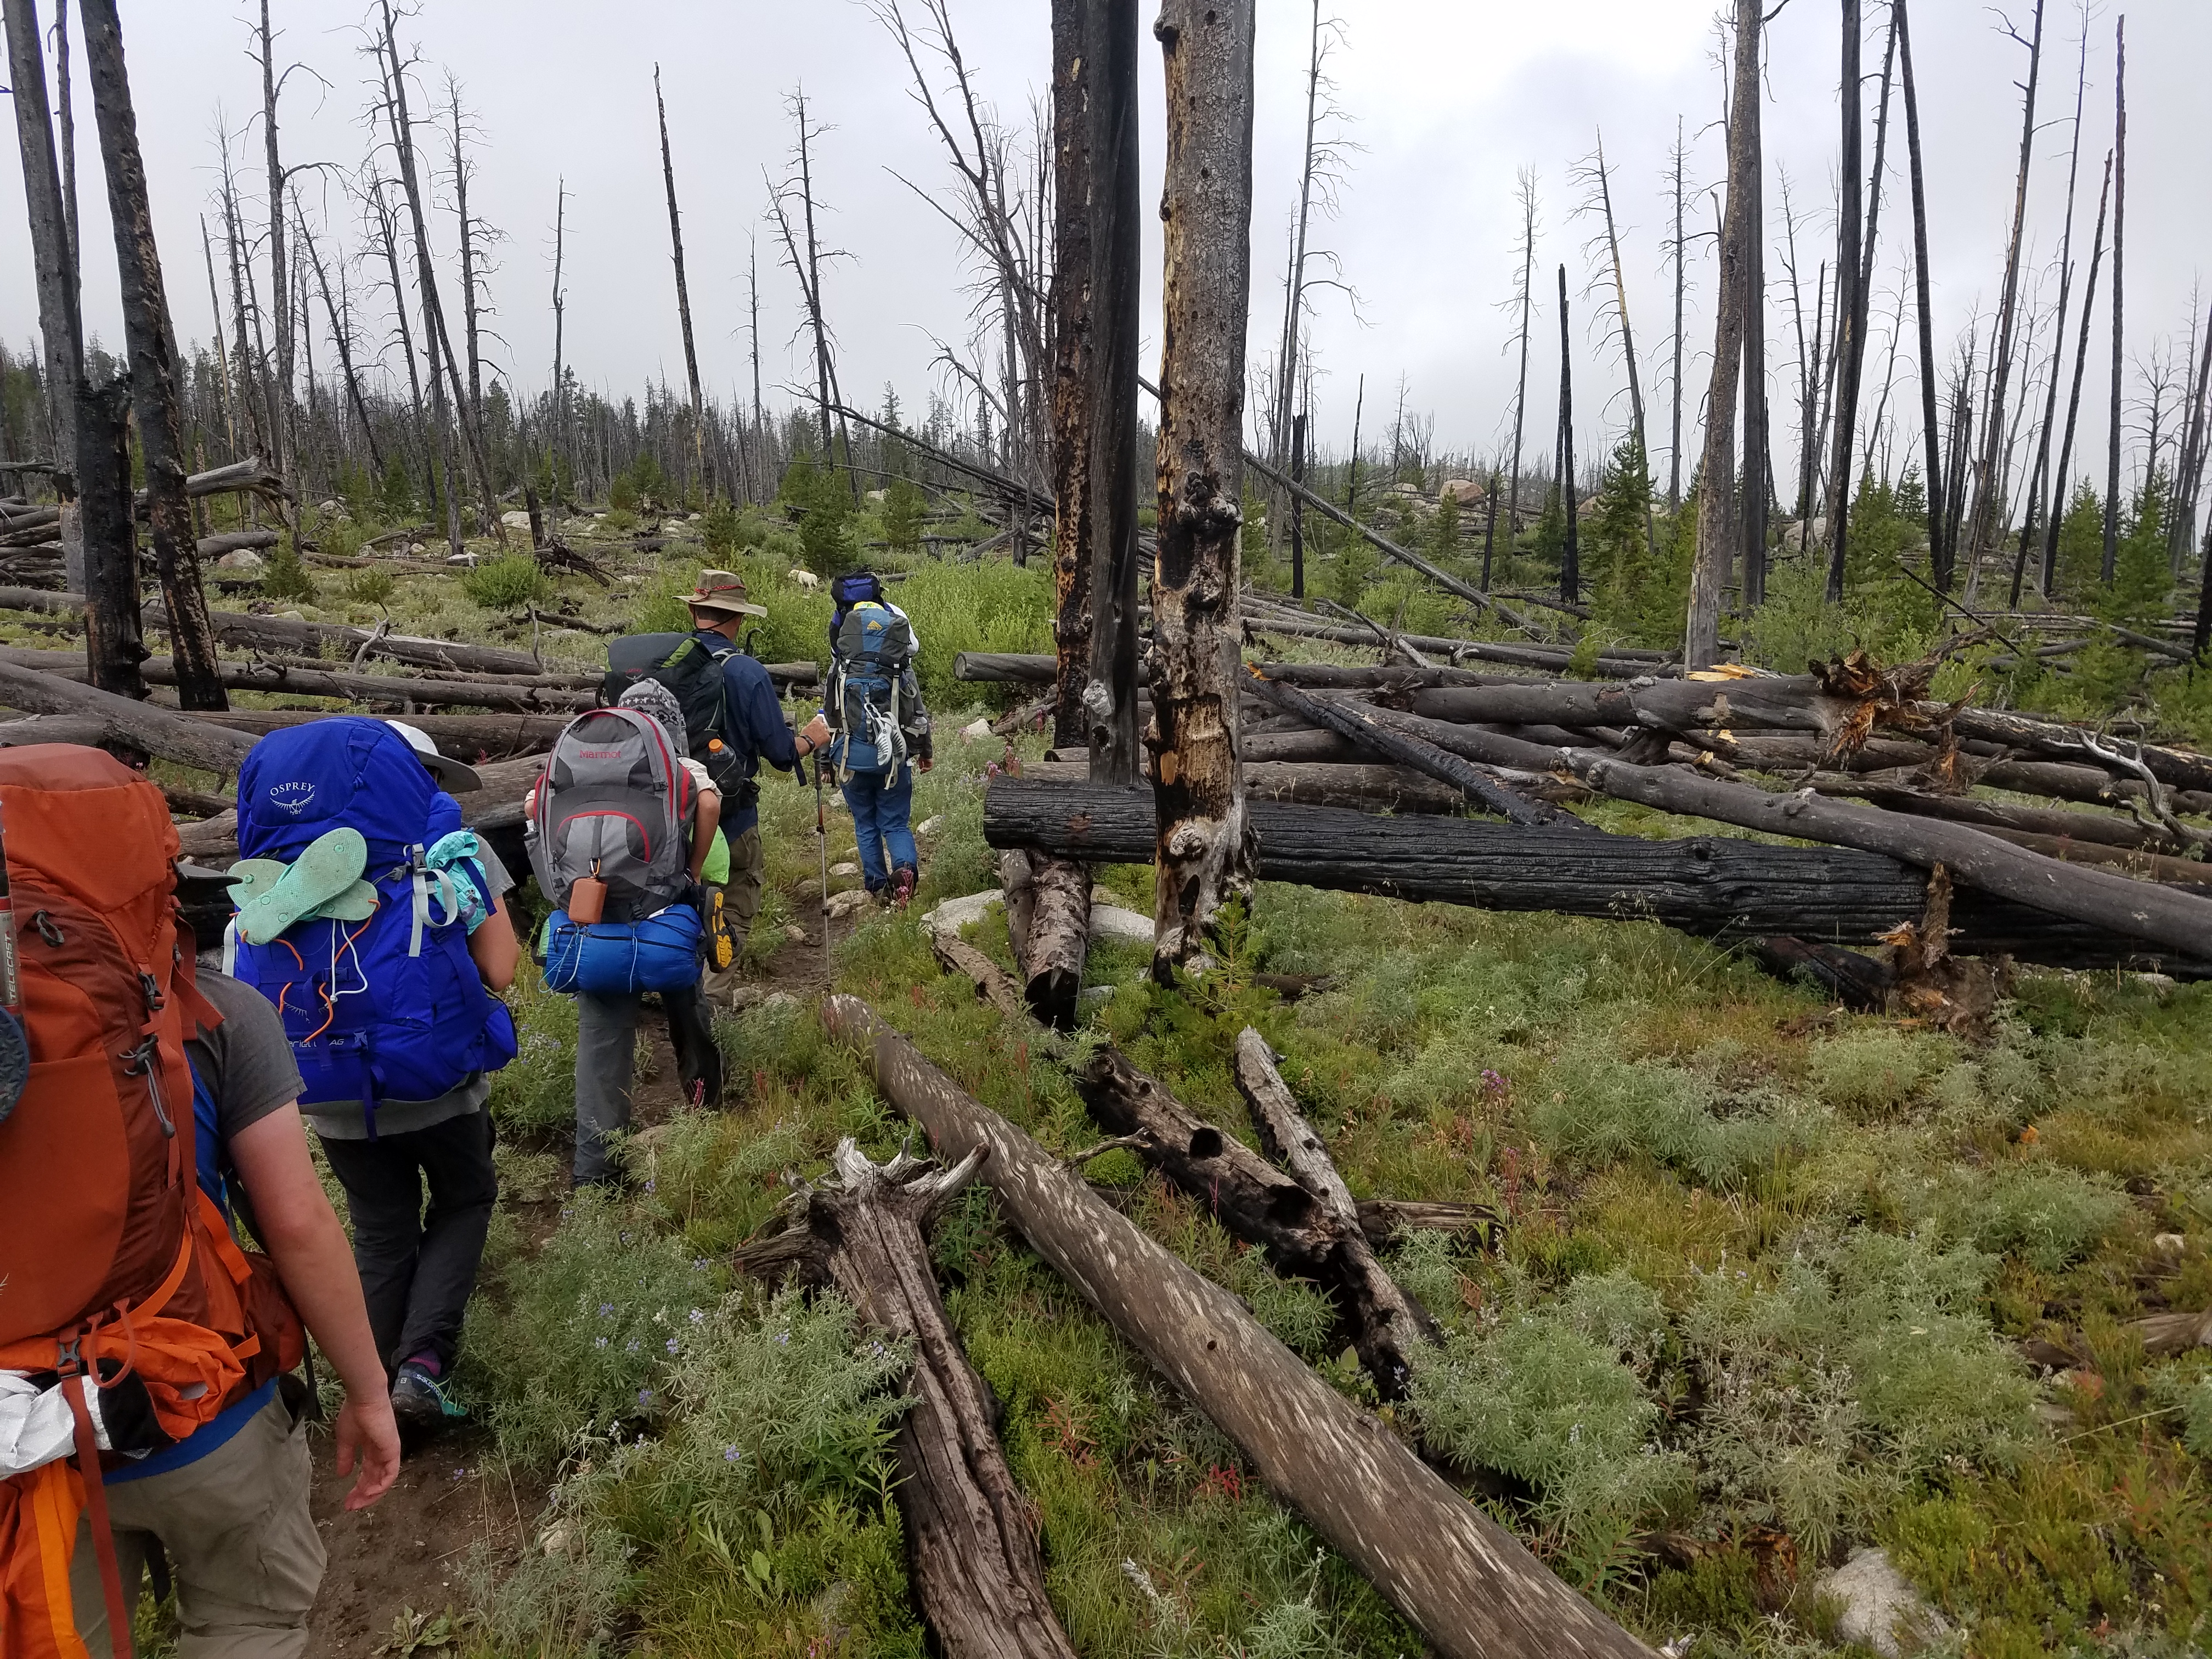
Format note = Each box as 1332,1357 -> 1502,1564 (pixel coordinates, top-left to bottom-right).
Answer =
70,1391 -> 324,1659
719,823 -> 764,934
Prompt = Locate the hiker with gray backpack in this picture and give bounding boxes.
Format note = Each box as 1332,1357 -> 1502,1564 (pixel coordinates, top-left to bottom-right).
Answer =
527,681 -> 732,1188
823,570 -> 933,906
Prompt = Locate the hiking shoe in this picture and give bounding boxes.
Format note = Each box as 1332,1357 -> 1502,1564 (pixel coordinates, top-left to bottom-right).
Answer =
390,1361 -> 467,1430
891,867 -> 917,908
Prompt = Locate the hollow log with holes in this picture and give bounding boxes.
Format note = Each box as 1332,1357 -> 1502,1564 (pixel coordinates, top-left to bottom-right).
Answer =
1022,854 -> 1090,1029
822,995 -> 1656,1659
732,1140 -> 1079,1659
983,778 -> 2211,974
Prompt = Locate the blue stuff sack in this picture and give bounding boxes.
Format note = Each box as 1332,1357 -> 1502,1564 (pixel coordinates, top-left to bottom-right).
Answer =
542,902 -> 704,996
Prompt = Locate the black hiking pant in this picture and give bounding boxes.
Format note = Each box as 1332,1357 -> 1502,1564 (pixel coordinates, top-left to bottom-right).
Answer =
319,1107 -> 498,1376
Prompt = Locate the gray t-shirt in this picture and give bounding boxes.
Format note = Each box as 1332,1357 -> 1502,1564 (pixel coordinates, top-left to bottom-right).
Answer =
303,841 -> 515,1142
189,970 -> 309,1151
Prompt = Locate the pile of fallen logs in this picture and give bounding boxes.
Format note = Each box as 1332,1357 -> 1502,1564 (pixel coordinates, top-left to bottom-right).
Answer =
971,610 -> 2212,990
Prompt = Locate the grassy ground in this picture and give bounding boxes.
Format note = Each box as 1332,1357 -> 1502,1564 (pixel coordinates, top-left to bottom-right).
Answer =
48,499 -> 2210,1657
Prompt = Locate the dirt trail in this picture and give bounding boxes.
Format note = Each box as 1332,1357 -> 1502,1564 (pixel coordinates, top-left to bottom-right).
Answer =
302,889 -> 837,1654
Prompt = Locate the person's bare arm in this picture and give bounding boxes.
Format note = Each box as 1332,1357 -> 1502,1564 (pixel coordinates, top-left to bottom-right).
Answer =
228,1106 -> 400,1511
690,788 -> 723,882
467,894 -> 519,992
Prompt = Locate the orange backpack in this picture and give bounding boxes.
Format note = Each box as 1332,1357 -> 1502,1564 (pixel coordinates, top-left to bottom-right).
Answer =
0,747 -> 302,1659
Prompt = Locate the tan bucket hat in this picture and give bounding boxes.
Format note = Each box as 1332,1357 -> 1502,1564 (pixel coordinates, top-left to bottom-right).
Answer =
687,568 -> 769,620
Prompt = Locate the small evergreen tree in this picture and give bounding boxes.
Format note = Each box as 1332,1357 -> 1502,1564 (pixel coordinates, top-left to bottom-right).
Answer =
2051,478 -> 2104,601
1430,488 -> 1461,563
1587,435 -> 1655,632
882,476 -> 924,557
2106,467 -> 2174,620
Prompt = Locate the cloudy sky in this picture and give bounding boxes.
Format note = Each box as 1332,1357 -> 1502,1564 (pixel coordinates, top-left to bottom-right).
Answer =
5,0 -> 2207,501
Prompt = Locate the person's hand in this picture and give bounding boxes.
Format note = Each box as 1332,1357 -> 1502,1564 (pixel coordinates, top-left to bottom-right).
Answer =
798,713 -> 831,752
335,1393 -> 402,1510
917,755 -> 933,773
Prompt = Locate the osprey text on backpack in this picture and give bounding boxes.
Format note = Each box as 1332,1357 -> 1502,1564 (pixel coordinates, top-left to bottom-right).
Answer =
0,746 -> 304,1656
529,706 -> 704,995
230,719 -> 517,1137
826,600 -> 917,783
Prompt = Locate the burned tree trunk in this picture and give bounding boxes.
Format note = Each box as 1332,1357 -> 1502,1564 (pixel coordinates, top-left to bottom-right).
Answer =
2101,15 -> 2126,586
1823,0 -> 1867,600
1150,0 -> 1257,977
5,0 -> 143,702
1556,263 -> 1579,603
654,66 -> 713,502
822,996 -> 1656,1659
80,0 -> 226,712
1898,0 -> 1949,588
736,1141 -> 1077,1659
1960,0 -> 2044,589
1687,0 -> 1762,667
1022,850 -> 1089,1030
2013,22 -> 2089,605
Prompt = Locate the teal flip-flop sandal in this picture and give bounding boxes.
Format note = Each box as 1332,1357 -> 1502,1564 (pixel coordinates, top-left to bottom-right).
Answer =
235,827 -> 370,945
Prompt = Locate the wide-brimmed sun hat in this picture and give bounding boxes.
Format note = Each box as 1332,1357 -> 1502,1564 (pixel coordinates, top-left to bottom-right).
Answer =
686,568 -> 769,620
384,719 -> 484,792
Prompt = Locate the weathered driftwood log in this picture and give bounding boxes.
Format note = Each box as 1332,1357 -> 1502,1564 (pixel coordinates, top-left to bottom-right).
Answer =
733,1140 -> 1079,1659
929,932 -> 1028,1023
1023,855 -> 1090,1030
1231,1030 -> 1438,1397
0,661 -> 256,775
1248,670 -> 1559,826
194,530 -> 279,559
1073,1045 -> 1433,1400
821,996 -> 1654,1659
1562,751 -> 2212,960
1357,1198 -> 1499,1250
1950,707 -> 2212,795
1813,777 -> 2184,853
983,779 -> 2211,973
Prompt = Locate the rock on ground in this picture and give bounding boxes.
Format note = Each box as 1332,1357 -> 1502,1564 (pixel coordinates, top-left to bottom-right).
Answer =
922,890 -> 1000,937
825,888 -> 873,921
215,549 -> 266,573
1087,904 -> 1151,944
1816,1548 -> 1949,1657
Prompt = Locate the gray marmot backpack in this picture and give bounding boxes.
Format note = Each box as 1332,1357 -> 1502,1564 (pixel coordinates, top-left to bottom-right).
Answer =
529,707 -> 694,921
827,601 -> 917,782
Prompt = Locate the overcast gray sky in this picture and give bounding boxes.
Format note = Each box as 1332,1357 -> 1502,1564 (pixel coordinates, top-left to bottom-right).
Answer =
6,0 -> 2207,500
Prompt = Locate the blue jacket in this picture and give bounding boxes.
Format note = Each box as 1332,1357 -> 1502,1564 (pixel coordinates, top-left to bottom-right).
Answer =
691,629 -> 803,832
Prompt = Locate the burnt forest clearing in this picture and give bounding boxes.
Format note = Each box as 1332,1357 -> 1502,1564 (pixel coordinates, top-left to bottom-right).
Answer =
3,0 -> 2211,1655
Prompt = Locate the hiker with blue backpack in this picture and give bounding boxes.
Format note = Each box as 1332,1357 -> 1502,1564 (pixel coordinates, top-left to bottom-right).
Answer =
528,680 -> 733,1188
601,569 -> 830,997
825,569 -> 933,906
228,718 -> 520,1433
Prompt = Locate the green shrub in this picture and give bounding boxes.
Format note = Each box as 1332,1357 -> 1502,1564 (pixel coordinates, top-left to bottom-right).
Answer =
489,961 -> 578,1137
2148,1363 -> 2212,1460
1903,1160 -> 2132,1273
1528,1043 -> 1817,1188
1410,1269 -> 1691,1579
1807,1028 -> 1950,1117
700,498 -> 743,559
258,539 -> 316,602
340,565 -> 396,607
882,475 -> 924,557
465,1192 -> 722,1467
462,554 -> 552,611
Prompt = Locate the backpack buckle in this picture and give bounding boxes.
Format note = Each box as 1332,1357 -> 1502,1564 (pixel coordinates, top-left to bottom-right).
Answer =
139,970 -> 165,1013
55,1329 -> 83,1378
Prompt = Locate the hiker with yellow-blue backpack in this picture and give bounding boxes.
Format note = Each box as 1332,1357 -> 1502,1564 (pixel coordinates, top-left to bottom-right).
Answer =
822,571 -> 933,907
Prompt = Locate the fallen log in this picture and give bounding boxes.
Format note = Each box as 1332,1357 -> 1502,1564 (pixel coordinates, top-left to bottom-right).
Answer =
1809,777 -> 2184,853
983,779 -> 2211,974
1247,671 -> 1560,826
1023,758 -> 1468,814
1947,707 -> 2212,797
732,1141 -> 1078,1659
0,661 -> 255,776
1562,752 -> 2212,961
1743,937 -> 1895,1011
1232,1030 -> 1437,1397
821,995 -> 1655,1659
1023,855 -> 1090,1029
172,752 -> 543,864
928,932 -> 1028,1023
0,646 -> 599,713
188,709 -> 572,758
195,531 -> 279,559
955,652 -> 1515,692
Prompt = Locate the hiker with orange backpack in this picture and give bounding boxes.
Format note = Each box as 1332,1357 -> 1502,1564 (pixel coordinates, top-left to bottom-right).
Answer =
0,745 -> 398,1659
227,719 -> 521,1434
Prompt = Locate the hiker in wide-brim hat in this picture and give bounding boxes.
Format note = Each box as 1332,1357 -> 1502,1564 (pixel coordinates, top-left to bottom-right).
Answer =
686,568 -> 769,621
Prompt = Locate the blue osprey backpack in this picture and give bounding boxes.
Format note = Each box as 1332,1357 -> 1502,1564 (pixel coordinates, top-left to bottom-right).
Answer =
230,719 -> 517,1135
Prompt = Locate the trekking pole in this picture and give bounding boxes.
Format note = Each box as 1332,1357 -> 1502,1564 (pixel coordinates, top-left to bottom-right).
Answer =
0,799 -> 26,1123
815,751 -> 832,980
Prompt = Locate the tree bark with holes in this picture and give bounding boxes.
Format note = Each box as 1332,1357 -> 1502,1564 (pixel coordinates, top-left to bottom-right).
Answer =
1687,0 -> 1762,667
732,1141 -> 1077,1659
81,0 -> 227,712
1149,0 -> 1257,978
823,995 -> 1657,1659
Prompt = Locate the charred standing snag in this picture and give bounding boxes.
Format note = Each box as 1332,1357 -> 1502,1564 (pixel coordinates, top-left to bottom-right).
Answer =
1150,0 -> 1258,978
823,996 -> 1657,1659
735,1140 -> 1077,1659
80,0 -> 227,709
